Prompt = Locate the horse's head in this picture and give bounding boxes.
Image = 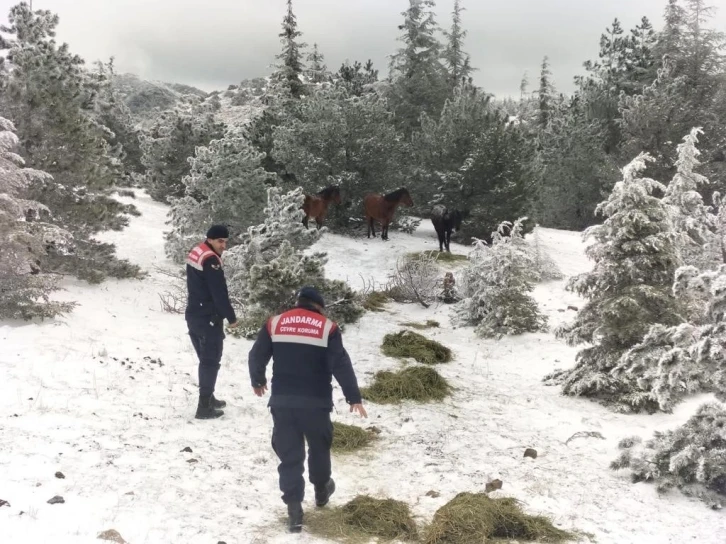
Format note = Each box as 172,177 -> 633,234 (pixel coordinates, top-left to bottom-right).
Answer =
400,188 -> 414,207
331,186 -> 342,204
451,210 -> 464,232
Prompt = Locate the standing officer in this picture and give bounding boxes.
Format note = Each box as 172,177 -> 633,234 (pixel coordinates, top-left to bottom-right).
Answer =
185,224 -> 238,420
248,286 -> 367,533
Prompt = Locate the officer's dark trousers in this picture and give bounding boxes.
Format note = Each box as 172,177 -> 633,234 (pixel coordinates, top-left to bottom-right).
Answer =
270,406 -> 333,504
187,319 -> 224,398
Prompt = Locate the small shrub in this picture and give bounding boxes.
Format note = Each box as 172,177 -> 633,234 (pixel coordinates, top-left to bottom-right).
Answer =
386,253 -> 440,308
307,495 -> 418,542
321,279 -> 364,327
381,330 -> 452,364
362,366 -> 451,404
332,422 -> 377,453
424,492 -> 574,544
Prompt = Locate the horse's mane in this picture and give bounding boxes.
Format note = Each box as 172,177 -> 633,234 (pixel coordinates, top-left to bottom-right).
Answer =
316,185 -> 340,199
383,187 -> 409,202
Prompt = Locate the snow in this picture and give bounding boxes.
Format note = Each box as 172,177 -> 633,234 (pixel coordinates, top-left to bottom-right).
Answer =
2,190 -> 725,544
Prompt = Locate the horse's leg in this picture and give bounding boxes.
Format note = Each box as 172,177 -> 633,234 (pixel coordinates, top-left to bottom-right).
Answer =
437,227 -> 444,251
382,221 -> 388,241
367,217 -> 374,238
316,217 -> 323,230
445,228 -> 451,252
302,215 -> 309,229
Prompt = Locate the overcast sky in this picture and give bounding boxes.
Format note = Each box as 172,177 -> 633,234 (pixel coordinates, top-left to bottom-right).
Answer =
1,0 -> 717,97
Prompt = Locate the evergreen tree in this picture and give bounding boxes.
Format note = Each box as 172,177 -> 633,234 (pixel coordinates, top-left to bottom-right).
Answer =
455,218 -> 548,338
442,0 -> 474,90
655,0 -> 687,68
387,0 -> 449,136
0,116 -> 75,319
165,129 -> 274,263
337,59 -> 379,96
306,43 -> 329,84
139,98 -> 225,203
271,0 -> 307,98
0,2 -> 141,282
537,56 -> 554,128
547,153 -> 683,407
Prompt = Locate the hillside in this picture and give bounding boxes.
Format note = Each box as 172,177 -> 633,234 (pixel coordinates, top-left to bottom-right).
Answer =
1,191 -> 725,544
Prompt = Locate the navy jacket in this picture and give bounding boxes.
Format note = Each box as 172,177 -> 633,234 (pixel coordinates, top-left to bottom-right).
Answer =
185,241 -> 237,325
248,304 -> 362,410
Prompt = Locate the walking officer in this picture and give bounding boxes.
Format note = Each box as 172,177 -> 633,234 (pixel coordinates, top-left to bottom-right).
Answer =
185,224 -> 238,419
248,286 -> 367,533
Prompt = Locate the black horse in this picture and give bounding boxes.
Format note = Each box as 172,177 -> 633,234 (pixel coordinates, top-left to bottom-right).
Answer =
431,205 -> 463,252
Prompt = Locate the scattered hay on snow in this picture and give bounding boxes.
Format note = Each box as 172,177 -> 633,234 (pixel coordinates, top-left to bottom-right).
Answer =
400,319 -> 440,330
363,291 -> 390,312
381,330 -> 452,365
307,495 -> 418,543
407,250 -> 468,264
362,366 -> 451,404
424,492 -> 574,544
332,422 -> 378,453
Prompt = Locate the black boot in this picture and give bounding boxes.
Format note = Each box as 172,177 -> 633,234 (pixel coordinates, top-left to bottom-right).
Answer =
287,502 -> 303,533
195,395 -> 224,419
315,478 -> 335,507
210,394 -> 226,409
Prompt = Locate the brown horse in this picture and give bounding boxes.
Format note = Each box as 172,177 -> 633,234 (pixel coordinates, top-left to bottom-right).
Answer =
363,187 -> 414,240
302,186 -> 342,229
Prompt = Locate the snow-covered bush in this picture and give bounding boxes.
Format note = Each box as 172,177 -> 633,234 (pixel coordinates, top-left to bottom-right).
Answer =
547,154 -> 682,404
611,402 -> 726,509
386,252 -> 440,308
455,218 -> 547,338
0,117 -> 75,320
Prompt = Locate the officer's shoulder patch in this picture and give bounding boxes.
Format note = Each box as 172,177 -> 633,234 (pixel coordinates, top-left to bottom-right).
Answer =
211,263 -> 221,270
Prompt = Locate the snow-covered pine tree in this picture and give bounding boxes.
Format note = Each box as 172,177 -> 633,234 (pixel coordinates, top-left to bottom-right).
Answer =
0,116 -> 75,320
306,43 -> 329,84
224,186 -> 361,333
547,153 -> 683,405
442,0 -> 474,90
388,0 -> 449,136
140,98 -> 225,203
164,129 -> 273,263
611,402 -> 726,508
537,56 -> 555,129
455,218 -> 547,338
663,127 -> 719,270
271,0 -> 307,98
0,3 -> 142,283
610,264 -> 726,413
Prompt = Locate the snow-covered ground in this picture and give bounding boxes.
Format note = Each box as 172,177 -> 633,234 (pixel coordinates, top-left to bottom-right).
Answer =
2,191 -> 725,544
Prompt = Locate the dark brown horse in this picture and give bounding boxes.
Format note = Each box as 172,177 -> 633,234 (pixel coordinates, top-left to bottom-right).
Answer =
363,187 -> 414,240
302,186 -> 342,229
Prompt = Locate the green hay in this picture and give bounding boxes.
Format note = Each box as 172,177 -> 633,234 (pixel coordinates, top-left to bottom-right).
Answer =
362,366 -> 451,404
424,492 -> 575,544
332,422 -> 378,453
407,250 -> 468,263
307,495 -> 419,543
382,330 -> 452,365
400,320 -> 440,330
364,291 -> 389,312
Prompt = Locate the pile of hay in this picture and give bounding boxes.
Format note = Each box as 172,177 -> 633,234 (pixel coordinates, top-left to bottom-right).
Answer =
332,422 -> 377,453
424,492 -> 574,544
400,320 -> 440,330
362,366 -> 451,404
381,330 -> 452,365
363,291 -> 390,312
307,495 -> 418,542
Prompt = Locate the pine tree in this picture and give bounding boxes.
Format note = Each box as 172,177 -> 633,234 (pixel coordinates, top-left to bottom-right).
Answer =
387,0 -> 449,135
655,0 -> 687,66
165,129 -> 274,263
0,116 -> 75,320
442,0 -> 474,90
624,17 -> 659,94
139,98 -> 225,203
537,56 -> 554,128
663,127 -> 719,269
306,43 -> 329,84
456,218 -> 548,338
0,2 -> 141,283
271,0 -> 307,98
337,59 -> 379,96
681,0 -> 726,89
547,153 -> 683,406
611,402 -> 726,507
